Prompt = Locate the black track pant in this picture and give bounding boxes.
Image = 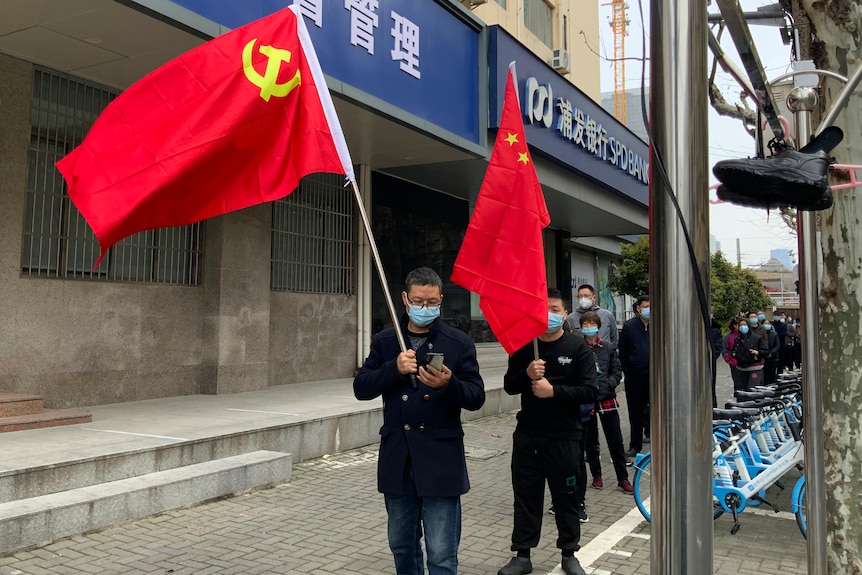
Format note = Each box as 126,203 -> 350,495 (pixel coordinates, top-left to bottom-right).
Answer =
510,429 -> 582,553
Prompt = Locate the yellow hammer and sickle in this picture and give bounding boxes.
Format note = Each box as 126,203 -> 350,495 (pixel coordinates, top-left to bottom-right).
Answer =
242,39 -> 302,102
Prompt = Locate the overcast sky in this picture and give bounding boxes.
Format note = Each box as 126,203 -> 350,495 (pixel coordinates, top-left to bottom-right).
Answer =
597,0 -> 801,268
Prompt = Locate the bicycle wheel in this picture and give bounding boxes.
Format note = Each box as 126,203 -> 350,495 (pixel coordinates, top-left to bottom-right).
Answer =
793,477 -> 807,539
633,454 -> 652,521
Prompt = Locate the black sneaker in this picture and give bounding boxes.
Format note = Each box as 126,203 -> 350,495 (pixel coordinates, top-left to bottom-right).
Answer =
716,183 -> 833,211
576,502 -> 589,523
561,555 -> 587,575
548,505 -> 555,515
498,556 -> 533,575
713,148 -> 832,210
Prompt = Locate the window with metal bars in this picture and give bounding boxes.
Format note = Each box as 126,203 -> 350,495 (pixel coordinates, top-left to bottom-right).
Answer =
271,173 -> 354,294
524,0 -> 554,48
21,67 -> 204,286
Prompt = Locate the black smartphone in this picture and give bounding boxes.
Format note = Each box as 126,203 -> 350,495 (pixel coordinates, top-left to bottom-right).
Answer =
424,352 -> 445,371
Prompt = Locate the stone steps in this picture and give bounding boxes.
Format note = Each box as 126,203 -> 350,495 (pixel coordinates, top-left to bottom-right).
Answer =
0,450 -> 291,554
0,394 -> 92,433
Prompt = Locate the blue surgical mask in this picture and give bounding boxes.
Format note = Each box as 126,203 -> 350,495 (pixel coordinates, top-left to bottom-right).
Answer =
582,326 -> 599,338
547,312 -> 564,333
749,318 -> 758,326
640,307 -> 650,320
408,306 -> 440,327
739,324 -> 750,334
758,314 -> 766,322
764,324 -> 773,331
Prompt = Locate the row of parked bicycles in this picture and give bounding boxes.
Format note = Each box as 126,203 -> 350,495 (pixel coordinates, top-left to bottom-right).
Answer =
631,371 -> 809,538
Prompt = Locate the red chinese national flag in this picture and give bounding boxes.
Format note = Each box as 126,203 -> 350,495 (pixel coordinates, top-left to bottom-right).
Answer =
57,5 -> 354,261
451,65 -> 550,355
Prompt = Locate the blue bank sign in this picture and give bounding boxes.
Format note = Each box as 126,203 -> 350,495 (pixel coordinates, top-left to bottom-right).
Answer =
169,0 -> 480,144
489,27 -> 648,206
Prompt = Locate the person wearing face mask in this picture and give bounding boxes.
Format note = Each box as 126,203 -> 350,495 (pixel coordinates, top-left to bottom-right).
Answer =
762,319 -> 781,384
722,317 -> 745,392
619,295 -> 650,457
729,312 -> 768,391
354,267 -> 485,575
578,312 -> 631,496
498,288 -> 598,575
566,284 -> 619,347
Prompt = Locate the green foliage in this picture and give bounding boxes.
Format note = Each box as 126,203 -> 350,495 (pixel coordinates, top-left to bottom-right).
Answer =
608,241 -> 774,327
608,236 -> 649,298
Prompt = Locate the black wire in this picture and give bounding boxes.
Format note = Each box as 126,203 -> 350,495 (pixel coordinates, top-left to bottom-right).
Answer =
637,0 -> 714,374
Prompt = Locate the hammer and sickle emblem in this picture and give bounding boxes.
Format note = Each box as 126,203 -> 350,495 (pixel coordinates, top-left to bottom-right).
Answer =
242,39 -> 302,102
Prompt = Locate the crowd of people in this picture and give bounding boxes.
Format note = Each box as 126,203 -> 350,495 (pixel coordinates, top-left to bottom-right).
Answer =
721,310 -> 802,393
353,269 -> 653,575
353,267 -> 797,575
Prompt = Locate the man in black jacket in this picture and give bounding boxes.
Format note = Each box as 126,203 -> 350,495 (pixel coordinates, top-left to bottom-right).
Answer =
497,289 -> 598,575
619,295 -> 650,457
354,267 -> 485,575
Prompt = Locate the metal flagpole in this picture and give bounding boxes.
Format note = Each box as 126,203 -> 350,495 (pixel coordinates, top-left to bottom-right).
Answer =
349,179 -> 408,354
650,0 -> 712,572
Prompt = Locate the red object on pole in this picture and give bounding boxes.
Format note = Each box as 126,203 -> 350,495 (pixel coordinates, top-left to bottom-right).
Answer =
57,5 -> 354,262
451,65 -> 550,355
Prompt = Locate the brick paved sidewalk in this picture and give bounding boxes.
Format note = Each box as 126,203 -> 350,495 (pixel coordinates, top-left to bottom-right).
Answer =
0,406 -> 808,575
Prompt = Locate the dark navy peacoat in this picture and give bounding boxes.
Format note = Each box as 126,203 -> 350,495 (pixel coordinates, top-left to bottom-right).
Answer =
353,314 -> 485,497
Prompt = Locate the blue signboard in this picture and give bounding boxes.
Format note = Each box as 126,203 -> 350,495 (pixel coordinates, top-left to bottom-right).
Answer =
169,0 -> 481,144
489,26 -> 648,206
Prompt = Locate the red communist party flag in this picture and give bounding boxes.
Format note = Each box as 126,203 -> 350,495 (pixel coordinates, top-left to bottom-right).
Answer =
57,5 -> 354,261
451,63 -> 550,355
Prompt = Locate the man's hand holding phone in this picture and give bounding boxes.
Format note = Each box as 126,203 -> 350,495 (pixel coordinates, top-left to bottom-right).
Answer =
418,353 -> 449,389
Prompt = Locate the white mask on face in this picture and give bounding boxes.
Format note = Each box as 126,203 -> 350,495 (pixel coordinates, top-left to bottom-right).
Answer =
578,297 -> 593,310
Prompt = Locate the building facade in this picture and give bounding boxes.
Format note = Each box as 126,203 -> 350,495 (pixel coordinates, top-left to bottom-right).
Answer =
0,0 -> 647,408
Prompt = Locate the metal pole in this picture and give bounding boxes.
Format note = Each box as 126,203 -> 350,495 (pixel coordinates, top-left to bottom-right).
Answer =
651,0 -> 712,572
349,179 -> 407,353
786,86 -> 827,575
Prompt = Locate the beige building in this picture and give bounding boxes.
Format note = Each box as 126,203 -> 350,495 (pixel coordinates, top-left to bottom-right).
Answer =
470,0 -> 601,102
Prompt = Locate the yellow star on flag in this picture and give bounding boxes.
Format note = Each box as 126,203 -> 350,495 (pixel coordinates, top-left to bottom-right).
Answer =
504,132 -> 519,146
517,152 -> 529,165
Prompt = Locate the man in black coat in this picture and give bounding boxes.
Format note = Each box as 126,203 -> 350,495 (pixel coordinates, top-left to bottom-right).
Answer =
619,295 -> 650,457
497,288 -> 598,575
354,267 -> 485,575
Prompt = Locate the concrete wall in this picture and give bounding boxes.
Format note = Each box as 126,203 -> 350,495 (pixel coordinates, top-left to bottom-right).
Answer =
0,53 -> 359,408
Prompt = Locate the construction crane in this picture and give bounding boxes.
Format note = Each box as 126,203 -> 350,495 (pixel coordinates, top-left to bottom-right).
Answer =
603,0 -> 629,123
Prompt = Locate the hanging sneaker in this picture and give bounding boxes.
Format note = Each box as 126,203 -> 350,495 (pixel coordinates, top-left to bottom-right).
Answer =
713,148 -> 832,210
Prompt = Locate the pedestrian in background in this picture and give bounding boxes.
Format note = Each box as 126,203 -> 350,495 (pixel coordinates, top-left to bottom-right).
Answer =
619,295 -> 650,458
579,311 -> 632,495
354,267 -> 486,575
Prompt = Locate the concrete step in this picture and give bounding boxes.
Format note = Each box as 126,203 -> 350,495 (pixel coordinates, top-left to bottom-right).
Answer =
0,409 -> 92,433
475,343 -> 509,370
0,450 -> 291,555
0,394 -> 44,418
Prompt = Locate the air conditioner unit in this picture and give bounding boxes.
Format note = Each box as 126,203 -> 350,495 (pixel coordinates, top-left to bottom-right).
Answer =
551,48 -> 570,74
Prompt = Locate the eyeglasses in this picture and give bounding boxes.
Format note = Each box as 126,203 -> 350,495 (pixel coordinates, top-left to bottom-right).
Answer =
407,301 -> 442,312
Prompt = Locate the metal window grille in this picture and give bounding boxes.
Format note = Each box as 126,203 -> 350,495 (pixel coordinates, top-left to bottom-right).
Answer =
271,173 -> 354,294
524,0 -> 554,48
21,67 -> 204,285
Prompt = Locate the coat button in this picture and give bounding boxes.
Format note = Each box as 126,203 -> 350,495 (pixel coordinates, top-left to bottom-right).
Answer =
423,394 -> 430,400
401,394 -> 408,402
419,424 -> 425,431
404,424 -> 411,431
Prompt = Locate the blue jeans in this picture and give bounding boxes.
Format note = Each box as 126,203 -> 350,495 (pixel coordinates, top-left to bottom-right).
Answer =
384,470 -> 461,575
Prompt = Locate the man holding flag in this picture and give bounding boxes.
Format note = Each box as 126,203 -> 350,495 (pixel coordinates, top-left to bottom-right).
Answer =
451,64 -> 595,575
